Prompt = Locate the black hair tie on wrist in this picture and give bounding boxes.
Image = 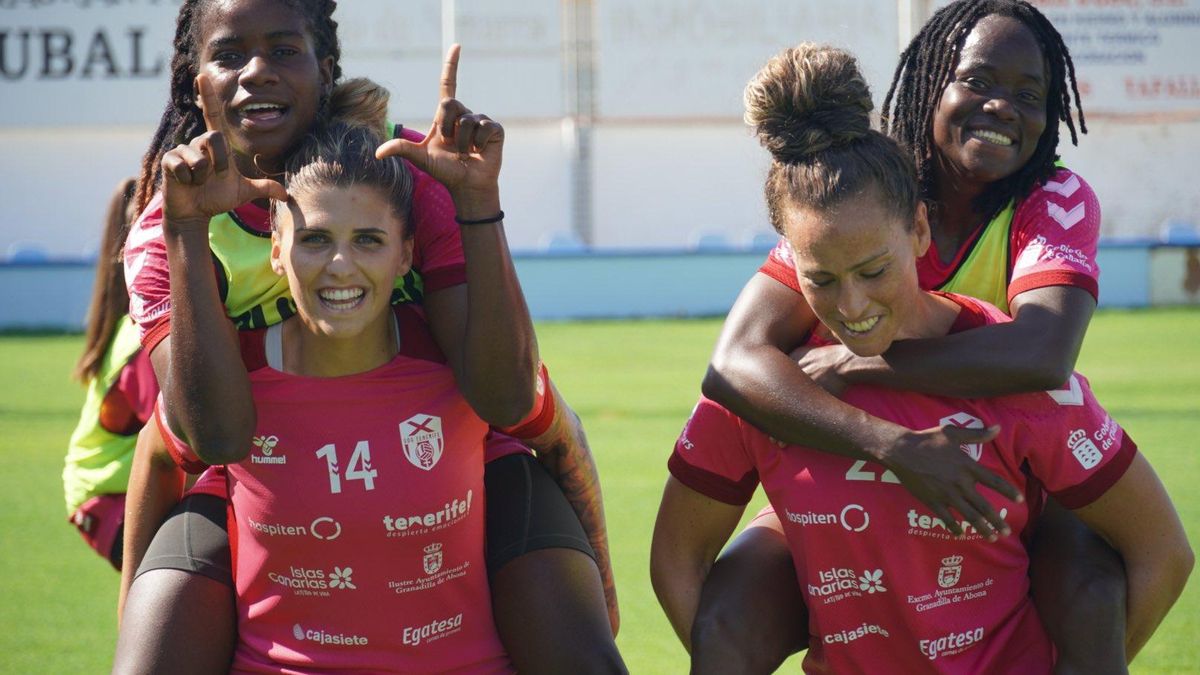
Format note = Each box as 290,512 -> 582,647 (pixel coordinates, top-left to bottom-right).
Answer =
455,210 -> 504,226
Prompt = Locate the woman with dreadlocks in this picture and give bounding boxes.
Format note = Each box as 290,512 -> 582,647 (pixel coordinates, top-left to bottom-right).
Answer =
695,0 -> 1133,671
655,42 -> 1189,674
114,0 -> 622,672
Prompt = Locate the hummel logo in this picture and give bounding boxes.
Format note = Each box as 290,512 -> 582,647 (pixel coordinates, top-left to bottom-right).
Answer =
1043,174 -> 1081,198
254,435 -> 279,455
252,435 -> 287,464
1047,201 -> 1085,230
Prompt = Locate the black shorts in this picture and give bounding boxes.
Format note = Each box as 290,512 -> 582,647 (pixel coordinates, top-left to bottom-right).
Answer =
484,453 -> 595,573
135,493 -> 233,587
135,453 -> 593,586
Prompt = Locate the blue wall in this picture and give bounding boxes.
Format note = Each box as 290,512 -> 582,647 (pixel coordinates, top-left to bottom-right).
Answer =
0,244 -> 1194,331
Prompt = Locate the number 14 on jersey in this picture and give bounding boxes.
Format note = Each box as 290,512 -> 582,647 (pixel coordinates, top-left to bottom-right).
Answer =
315,441 -> 378,494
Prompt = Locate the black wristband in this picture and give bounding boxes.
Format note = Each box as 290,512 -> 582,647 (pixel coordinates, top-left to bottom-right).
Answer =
455,210 -> 504,226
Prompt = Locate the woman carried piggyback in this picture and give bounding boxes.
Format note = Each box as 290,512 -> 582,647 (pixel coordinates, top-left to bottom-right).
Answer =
151,102 -> 516,672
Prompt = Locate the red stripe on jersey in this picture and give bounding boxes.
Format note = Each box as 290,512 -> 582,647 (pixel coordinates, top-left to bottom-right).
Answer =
668,450 -> 758,506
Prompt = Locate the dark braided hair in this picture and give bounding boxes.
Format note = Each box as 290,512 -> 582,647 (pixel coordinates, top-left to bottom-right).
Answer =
132,0 -> 342,216
881,0 -> 1085,226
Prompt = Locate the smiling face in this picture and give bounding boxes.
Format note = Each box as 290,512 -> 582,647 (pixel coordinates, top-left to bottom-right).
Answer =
195,0 -> 333,176
931,14 -> 1048,189
271,185 -> 413,344
783,188 -> 931,357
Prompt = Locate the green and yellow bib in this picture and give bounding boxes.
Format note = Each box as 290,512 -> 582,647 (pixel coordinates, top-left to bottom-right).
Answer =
62,318 -> 144,514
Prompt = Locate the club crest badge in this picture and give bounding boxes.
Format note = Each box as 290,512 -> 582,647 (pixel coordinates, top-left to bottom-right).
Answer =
938,555 -> 963,589
401,415 -> 444,471
938,411 -> 986,461
424,542 -> 444,575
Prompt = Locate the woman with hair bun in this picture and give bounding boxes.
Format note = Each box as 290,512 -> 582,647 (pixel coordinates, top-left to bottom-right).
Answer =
697,1 -> 1146,670
651,43 -> 1191,674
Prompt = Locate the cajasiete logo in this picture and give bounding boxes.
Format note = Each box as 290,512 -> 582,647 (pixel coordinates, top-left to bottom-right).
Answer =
292,623 -> 369,646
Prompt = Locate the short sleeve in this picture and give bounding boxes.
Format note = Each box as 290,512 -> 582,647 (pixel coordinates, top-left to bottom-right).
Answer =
757,237 -> 803,293
1016,373 -> 1137,509
1007,169 -> 1101,304
403,128 -> 466,292
115,348 -> 160,425
154,396 -> 210,475
124,194 -> 173,350
668,397 -> 759,505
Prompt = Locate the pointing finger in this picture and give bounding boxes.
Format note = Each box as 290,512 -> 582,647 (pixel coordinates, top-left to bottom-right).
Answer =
196,73 -> 226,134
439,44 -> 461,101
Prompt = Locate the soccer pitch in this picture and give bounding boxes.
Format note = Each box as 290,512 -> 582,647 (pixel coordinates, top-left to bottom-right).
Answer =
1,309 -> 1196,673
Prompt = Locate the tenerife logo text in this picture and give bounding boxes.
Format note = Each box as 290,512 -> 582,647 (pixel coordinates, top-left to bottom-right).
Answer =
906,508 -> 1008,541
823,623 -> 890,645
920,627 -> 985,660
784,504 -> 869,532
402,613 -> 464,646
383,490 -> 473,538
292,623 -> 368,647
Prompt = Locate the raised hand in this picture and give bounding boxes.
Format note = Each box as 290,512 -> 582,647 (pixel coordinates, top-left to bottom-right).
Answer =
160,73 -> 287,233
882,424 -> 1023,540
375,44 -> 503,208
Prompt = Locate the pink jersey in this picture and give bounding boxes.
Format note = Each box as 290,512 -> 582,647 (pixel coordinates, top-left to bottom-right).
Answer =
102,347 -> 158,435
759,167 -> 1101,307
669,295 -> 1136,674
160,307 -> 512,674
124,127 -> 467,352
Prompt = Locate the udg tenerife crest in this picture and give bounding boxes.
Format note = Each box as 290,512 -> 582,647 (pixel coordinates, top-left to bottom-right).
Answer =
938,555 -> 963,589
400,415 -> 444,471
938,412 -> 985,461
424,542 -> 444,575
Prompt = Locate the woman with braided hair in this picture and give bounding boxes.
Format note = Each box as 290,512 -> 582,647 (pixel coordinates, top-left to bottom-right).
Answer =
695,0 -> 1138,671
114,0 -> 623,672
654,41 -> 1190,674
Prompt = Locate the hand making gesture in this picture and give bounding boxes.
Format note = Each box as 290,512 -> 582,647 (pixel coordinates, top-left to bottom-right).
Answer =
375,45 -> 503,217
160,73 -> 288,234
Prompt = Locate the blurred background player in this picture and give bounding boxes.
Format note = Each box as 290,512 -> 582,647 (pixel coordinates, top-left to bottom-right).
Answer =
63,177 -> 157,570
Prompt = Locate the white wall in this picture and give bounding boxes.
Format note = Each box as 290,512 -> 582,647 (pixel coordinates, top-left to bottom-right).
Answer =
1,0 -> 1198,260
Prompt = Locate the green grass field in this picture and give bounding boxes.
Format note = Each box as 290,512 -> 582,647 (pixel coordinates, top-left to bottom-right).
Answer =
1,308 -> 1197,673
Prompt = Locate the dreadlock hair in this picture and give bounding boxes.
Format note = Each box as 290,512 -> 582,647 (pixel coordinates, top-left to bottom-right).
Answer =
881,0 -> 1085,225
132,0 -> 343,217
75,178 -> 137,383
746,44 -> 919,236
271,81 -> 414,241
